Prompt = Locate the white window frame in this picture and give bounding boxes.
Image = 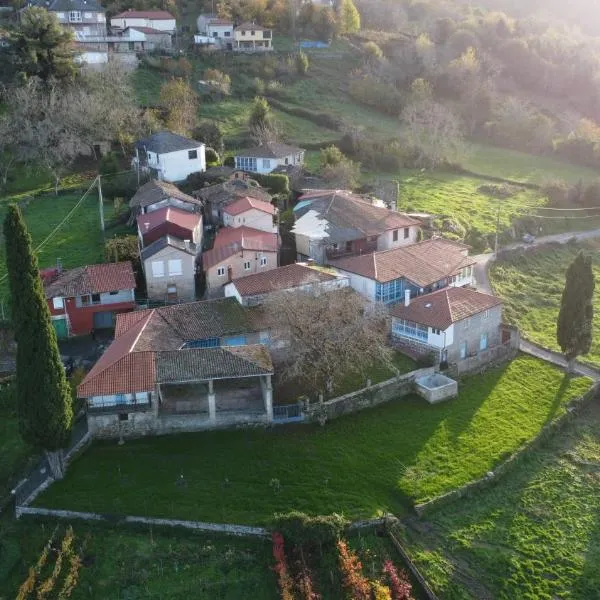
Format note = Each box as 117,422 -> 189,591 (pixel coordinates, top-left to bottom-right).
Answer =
460,341 -> 467,359
262,159 -> 270,169
243,261 -> 251,271
217,266 -> 226,277
168,259 -> 182,276
482,309 -> 490,319
480,333 -> 488,351
260,256 -> 267,266
69,10 -> 82,22
151,261 -> 164,278
52,297 -> 64,310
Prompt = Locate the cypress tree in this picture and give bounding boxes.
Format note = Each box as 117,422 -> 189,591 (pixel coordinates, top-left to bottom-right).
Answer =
557,250 -> 595,371
3,204 -> 72,477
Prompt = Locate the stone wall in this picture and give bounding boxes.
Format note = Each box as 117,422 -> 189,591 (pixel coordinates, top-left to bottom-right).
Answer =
304,367 -> 435,423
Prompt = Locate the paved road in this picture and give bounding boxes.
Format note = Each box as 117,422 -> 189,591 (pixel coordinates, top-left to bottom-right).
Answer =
473,228 -> 600,295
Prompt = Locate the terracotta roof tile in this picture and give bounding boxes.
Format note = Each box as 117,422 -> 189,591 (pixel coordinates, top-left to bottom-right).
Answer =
223,196 -> 277,216
113,10 -> 175,19
230,263 -> 337,297
44,262 -> 136,298
203,227 -> 280,270
129,179 -> 201,209
389,287 -> 502,330
330,239 -> 475,286
137,206 -> 201,234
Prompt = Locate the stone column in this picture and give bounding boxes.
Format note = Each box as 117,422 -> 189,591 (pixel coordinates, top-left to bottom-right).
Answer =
208,379 -> 216,423
263,375 -> 273,422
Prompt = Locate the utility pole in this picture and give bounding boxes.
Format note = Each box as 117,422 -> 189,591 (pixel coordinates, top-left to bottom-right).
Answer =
97,175 -> 105,234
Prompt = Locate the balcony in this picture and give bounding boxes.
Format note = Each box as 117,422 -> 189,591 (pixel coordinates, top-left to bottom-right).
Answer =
392,323 -> 428,342
325,240 -> 377,260
87,399 -> 151,414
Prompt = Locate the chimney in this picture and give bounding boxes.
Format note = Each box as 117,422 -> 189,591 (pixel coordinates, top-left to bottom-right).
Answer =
404,289 -> 410,307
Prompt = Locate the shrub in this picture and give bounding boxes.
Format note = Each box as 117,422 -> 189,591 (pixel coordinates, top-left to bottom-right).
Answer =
273,511 -> 349,549
205,147 -> 220,166
337,539 -> 370,600
254,173 -> 290,196
194,121 -> 224,154
224,156 -> 235,167
295,50 -> 309,75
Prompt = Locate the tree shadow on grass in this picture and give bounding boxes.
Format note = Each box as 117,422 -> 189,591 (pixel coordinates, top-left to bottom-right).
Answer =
542,372 -> 574,427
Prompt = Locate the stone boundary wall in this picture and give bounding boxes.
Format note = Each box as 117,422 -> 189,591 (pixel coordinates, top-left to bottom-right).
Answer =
414,382 -> 599,516
304,367 -> 435,423
16,506 -> 269,538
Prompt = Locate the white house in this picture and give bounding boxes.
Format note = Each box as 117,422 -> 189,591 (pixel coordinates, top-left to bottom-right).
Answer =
329,238 -> 476,304
233,22 -> 273,51
135,131 -> 206,183
222,196 -> 278,233
235,142 -> 305,174
389,287 -> 504,365
111,9 -> 176,33
197,14 -> 234,48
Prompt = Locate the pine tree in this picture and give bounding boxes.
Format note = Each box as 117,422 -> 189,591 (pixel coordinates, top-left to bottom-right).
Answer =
338,0 -> 360,34
557,250 -> 595,371
4,204 -> 73,477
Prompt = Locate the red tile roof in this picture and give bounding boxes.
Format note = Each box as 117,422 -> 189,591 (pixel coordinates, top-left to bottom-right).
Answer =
136,206 -> 201,235
44,262 -> 136,299
204,227 -> 280,270
113,10 -> 175,19
389,287 -> 502,330
223,196 -> 277,217
330,239 -> 474,286
230,263 -> 338,297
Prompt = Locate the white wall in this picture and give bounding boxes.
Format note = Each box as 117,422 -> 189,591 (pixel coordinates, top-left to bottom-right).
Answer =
427,324 -> 454,348
235,151 -> 304,174
207,23 -> 233,38
98,289 -> 135,305
331,267 -> 377,301
111,16 -> 176,31
224,282 -> 243,304
145,146 -> 206,182
377,225 -> 419,251
75,51 -> 108,64
144,197 -> 196,214
222,208 -> 277,233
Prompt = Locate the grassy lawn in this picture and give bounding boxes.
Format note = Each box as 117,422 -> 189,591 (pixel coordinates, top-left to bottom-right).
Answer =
0,518 -> 278,599
395,171 -> 546,236
465,143 -> 599,185
490,240 -> 600,366
402,398 -> 600,600
35,356 -> 591,525
0,191 -> 131,300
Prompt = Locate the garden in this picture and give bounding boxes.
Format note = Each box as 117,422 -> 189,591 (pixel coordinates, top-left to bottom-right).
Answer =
402,397 -> 600,600
34,356 -> 591,525
490,240 -> 600,367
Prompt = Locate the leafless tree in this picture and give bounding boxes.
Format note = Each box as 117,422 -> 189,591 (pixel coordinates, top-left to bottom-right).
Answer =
401,99 -> 465,168
263,287 -> 393,397
250,120 -> 281,146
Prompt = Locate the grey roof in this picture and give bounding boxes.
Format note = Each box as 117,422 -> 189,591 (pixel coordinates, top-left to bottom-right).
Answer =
136,131 -> 204,155
236,142 -> 304,159
196,180 -> 271,206
140,235 -> 197,260
47,0 -> 104,11
156,345 -> 273,381
129,179 -> 202,209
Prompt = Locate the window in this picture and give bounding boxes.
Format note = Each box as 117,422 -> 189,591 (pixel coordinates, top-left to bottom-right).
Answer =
241,30 -> 246,35
224,31 -> 231,36
168,259 -> 182,276
69,10 -> 82,22
80,295 -> 90,305
464,318 -> 470,329
432,328 -> 441,335
217,266 -> 226,277
260,256 -> 267,266
404,227 -> 410,239
243,261 -> 251,271
91,293 -> 101,304
109,290 -> 119,296
188,149 -> 198,160
56,12 -> 65,19
392,229 -> 399,242
167,285 -> 177,300
460,342 -> 467,359
128,41 -> 134,51
52,297 -> 64,310
345,241 -> 353,252
262,159 -> 271,169
482,309 -> 490,320
251,30 -> 255,35
236,156 -> 257,172
375,280 -> 405,304
151,261 -> 164,278
284,157 -> 289,165
480,333 -> 488,351
119,413 -> 129,421
213,31 -> 218,37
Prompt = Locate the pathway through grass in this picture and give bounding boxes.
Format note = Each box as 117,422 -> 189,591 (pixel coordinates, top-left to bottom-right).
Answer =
36,356 -> 591,525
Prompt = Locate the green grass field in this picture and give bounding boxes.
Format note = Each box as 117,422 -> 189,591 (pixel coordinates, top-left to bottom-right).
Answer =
403,398 -> 600,600
35,356 -> 591,525
490,240 -> 600,366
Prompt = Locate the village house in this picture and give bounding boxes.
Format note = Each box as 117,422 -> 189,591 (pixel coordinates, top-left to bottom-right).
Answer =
203,226 -> 280,291
134,132 -> 206,183
329,238 -> 476,304
224,262 -> 349,306
222,196 -> 278,234
196,179 -> 272,226
110,9 -> 176,33
129,179 -> 203,218
137,206 -> 203,248
292,190 -> 421,264
196,14 -> 234,49
141,236 -> 199,302
78,298 -> 275,438
233,22 -> 273,51
120,26 -> 172,49
42,262 -> 136,338
389,287 -> 511,367
30,0 -> 107,37
234,142 -> 305,174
